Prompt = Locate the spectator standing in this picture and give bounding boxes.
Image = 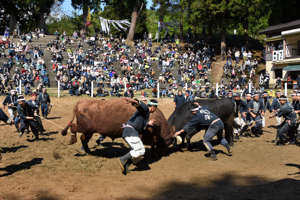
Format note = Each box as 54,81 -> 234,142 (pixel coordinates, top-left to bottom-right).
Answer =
174,90 -> 185,109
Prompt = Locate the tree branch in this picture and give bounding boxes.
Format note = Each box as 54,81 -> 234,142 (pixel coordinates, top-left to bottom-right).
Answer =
138,3 -> 144,16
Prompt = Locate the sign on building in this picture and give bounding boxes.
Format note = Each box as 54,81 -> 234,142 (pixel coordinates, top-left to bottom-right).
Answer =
272,50 -> 283,61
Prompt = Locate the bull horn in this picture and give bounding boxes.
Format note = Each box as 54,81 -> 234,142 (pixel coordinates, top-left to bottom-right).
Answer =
176,136 -> 182,144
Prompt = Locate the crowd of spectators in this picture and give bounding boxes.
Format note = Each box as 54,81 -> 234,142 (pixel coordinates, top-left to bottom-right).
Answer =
1,27 -> 265,100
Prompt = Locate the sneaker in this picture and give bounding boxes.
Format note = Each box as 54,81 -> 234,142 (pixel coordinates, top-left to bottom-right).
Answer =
19,132 -> 24,138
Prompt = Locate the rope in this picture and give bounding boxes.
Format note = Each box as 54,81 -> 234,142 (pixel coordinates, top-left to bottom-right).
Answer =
37,115 -> 81,154
243,117 -> 264,126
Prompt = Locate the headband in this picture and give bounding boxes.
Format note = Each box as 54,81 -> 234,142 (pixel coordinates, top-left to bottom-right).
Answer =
17,98 -> 25,101
279,98 -> 288,101
291,94 -> 296,96
191,106 -> 201,111
147,100 -> 158,106
297,93 -> 300,96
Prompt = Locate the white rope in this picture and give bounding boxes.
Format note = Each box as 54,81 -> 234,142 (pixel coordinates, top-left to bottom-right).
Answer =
37,115 -> 81,154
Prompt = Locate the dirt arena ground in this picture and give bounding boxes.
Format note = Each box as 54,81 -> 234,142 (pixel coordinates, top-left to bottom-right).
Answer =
0,96 -> 300,200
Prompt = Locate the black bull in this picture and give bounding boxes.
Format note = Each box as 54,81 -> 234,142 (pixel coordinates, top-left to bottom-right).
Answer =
168,98 -> 235,147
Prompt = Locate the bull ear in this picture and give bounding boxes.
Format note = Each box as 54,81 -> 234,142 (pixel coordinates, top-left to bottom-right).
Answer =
170,126 -> 175,135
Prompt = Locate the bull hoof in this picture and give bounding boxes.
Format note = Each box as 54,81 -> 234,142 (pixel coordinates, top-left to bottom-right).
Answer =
68,135 -> 77,145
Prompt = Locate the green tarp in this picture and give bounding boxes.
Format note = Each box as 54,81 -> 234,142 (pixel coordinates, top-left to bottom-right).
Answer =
283,65 -> 300,71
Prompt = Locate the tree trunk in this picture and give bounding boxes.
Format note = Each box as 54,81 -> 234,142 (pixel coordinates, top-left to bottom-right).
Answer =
9,11 -> 17,33
39,12 -> 48,34
179,3 -> 183,42
193,24 -> 196,41
220,13 -> 226,61
127,6 -> 139,41
81,0 -> 88,34
244,16 -> 249,51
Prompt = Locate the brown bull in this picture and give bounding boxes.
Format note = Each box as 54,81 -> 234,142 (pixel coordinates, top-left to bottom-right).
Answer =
61,99 -> 175,155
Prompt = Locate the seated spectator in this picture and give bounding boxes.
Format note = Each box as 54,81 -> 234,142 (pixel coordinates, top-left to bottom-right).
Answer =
69,77 -> 80,96
124,88 -> 134,98
96,86 -> 106,97
110,83 -> 120,96
24,84 -> 32,95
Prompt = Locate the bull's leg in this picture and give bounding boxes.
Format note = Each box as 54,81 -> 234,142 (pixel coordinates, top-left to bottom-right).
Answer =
151,145 -> 159,157
180,132 -> 187,149
186,129 -> 198,151
80,133 -> 93,155
68,124 -> 79,145
224,123 -> 234,146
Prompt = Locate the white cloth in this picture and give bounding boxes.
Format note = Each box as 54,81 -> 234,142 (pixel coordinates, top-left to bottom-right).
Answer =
234,117 -> 245,134
124,136 -> 145,163
99,17 -> 131,34
8,109 -> 17,120
276,116 -> 282,126
262,116 -> 265,128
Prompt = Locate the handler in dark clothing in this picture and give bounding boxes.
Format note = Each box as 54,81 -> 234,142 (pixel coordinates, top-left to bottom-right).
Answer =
0,108 -> 14,160
174,103 -> 232,160
28,93 -> 45,134
38,88 -> 51,119
248,93 -> 264,136
271,95 -> 297,145
174,90 -> 185,109
117,98 -> 158,174
17,95 -> 40,141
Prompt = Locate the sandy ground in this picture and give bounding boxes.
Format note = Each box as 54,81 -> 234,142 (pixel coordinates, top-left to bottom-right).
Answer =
0,96 -> 300,200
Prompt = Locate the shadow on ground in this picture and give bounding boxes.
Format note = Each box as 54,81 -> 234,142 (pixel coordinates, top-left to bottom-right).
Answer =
0,158 -> 43,177
129,173 -> 300,200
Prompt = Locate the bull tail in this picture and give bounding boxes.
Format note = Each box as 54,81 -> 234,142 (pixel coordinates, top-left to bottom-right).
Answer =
61,106 -> 76,136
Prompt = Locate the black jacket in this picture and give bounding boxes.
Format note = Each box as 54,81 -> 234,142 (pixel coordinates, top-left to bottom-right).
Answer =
17,102 -> 38,120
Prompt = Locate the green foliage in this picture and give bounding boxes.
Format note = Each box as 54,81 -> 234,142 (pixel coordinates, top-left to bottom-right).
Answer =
48,12 -> 82,35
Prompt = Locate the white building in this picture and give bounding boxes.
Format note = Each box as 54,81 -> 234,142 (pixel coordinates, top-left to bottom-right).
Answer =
260,19 -> 300,86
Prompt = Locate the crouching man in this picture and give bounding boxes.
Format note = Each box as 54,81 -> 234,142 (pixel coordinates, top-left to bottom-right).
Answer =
117,98 -> 158,175
174,102 -> 232,160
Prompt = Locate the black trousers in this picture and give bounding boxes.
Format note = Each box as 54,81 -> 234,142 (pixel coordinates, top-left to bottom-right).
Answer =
20,119 -> 39,139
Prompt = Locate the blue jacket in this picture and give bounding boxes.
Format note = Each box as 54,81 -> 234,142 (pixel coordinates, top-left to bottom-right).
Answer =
260,99 -> 273,113
183,105 -> 220,133
276,101 -> 296,123
174,95 -> 186,108
232,99 -> 248,117
248,100 -> 264,115
271,97 -> 281,110
124,101 -> 150,135
3,94 -> 18,110
38,92 -> 51,104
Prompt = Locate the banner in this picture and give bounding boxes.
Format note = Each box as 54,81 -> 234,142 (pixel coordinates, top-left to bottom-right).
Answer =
86,7 -> 91,26
99,16 -> 131,34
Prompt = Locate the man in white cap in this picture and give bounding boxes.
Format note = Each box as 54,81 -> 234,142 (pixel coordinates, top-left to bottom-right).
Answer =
117,98 -> 157,175
16,95 -> 40,141
2,89 -> 18,128
174,102 -> 232,160
248,93 -> 264,136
